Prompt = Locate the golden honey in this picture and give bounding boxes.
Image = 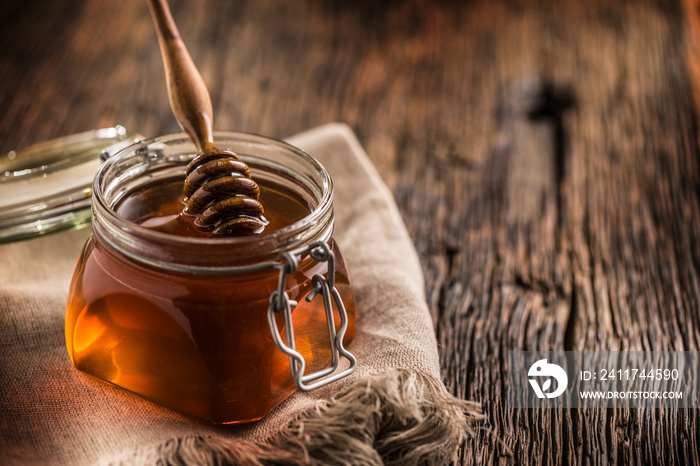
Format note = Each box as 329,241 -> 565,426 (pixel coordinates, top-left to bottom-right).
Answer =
65,132 -> 356,424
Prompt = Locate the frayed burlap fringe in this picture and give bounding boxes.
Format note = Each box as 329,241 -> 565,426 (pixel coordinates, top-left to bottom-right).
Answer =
111,369 -> 483,465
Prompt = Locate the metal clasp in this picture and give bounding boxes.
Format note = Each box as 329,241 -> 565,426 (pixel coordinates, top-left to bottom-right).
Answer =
267,241 -> 357,392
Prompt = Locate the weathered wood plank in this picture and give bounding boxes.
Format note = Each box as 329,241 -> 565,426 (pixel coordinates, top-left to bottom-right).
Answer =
1,0 -> 700,464
391,0 -> 700,463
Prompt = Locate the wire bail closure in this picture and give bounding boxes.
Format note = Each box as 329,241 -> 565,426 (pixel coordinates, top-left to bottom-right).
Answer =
267,241 -> 357,392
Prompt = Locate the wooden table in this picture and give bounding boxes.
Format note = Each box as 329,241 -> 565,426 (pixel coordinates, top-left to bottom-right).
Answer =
2,0 -> 700,463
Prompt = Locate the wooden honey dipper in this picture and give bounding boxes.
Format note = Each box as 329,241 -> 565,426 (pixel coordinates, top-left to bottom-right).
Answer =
147,0 -> 266,235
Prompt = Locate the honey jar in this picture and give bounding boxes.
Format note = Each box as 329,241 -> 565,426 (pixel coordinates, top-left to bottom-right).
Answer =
65,131 -> 357,424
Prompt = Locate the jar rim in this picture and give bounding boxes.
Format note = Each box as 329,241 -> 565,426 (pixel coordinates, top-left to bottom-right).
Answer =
92,131 -> 334,264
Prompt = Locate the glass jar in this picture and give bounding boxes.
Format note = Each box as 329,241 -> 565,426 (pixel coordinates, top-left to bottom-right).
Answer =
65,132 -> 356,424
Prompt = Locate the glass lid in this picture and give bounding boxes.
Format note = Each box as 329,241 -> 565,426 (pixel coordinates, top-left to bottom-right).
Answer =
0,126 -> 141,243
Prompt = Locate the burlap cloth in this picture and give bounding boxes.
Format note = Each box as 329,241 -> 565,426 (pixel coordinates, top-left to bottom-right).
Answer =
0,124 -> 481,465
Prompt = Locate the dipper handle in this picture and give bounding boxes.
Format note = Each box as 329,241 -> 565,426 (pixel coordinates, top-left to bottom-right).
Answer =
147,0 -> 215,153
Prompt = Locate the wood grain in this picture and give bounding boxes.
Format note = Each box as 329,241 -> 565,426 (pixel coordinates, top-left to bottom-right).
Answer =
2,0 -> 700,464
